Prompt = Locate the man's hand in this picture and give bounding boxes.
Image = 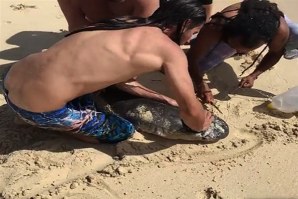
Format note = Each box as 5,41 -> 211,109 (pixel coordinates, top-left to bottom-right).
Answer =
201,90 -> 214,105
196,81 -> 215,104
202,110 -> 213,131
239,74 -> 257,88
162,96 -> 179,107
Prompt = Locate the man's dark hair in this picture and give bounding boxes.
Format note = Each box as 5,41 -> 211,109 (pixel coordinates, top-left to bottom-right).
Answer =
223,0 -> 284,48
150,0 -> 206,28
66,0 -> 206,43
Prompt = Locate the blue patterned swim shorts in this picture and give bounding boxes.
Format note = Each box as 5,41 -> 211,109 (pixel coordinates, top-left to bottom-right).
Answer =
2,88 -> 135,143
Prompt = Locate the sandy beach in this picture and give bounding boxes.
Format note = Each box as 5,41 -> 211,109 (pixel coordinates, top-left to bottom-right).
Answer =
0,0 -> 297,198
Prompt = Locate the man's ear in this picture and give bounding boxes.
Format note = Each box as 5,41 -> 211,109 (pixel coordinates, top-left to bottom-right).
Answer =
183,19 -> 192,28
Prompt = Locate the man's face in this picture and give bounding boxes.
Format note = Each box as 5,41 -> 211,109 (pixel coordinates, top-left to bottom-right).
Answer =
180,25 -> 202,45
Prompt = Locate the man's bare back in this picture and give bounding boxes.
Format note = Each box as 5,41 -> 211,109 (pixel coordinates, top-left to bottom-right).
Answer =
5,27 -> 176,112
58,0 -> 159,31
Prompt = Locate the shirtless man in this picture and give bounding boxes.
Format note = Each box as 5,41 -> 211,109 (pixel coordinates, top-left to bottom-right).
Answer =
187,0 -> 290,104
58,0 -> 213,31
3,0 -> 213,144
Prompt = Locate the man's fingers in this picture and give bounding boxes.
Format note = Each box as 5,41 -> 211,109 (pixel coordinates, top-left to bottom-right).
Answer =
239,78 -> 245,86
205,110 -> 213,119
239,82 -> 246,88
205,93 -> 214,104
202,111 -> 214,130
239,80 -> 249,88
241,82 -> 253,88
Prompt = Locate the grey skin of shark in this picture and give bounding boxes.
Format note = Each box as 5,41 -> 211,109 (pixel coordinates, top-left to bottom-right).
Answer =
96,87 -> 229,143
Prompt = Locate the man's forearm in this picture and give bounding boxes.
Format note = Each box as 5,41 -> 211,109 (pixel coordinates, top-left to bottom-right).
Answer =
115,81 -> 176,105
189,65 -> 205,93
250,51 -> 283,78
116,81 -> 159,98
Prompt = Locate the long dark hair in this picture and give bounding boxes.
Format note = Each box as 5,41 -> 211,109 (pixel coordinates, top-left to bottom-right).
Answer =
66,0 -> 206,43
223,0 -> 284,48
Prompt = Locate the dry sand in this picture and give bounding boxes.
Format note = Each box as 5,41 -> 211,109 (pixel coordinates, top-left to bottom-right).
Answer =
0,0 -> 297,198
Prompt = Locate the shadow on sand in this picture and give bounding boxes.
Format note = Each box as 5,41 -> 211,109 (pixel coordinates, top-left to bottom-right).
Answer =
252,101 -> 298,119
0,30 -> 66,61
0,103 -> 208,157
0,103 -> 117,156
206,62 -> 275,101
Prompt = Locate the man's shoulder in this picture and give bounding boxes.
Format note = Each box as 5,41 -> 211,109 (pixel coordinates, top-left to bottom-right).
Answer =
126,26 -> 185,60
269,16 -> 290,51
135,27 -> 181,51
157,37 -> 184,57
279,16 -> 290,41
160,42 -> 187,67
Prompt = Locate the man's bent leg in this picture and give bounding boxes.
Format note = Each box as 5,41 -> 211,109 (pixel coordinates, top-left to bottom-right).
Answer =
79,113 -> 135,143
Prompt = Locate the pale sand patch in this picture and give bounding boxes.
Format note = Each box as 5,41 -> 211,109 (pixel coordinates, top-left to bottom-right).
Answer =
0,0 -> 298,198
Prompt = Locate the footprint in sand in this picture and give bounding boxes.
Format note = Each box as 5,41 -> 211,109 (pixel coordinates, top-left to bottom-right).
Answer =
10,4 -> 36,11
